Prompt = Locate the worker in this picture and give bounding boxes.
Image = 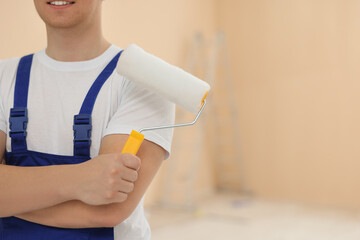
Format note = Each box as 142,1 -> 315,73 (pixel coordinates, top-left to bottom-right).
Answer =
0,0 -> 174,239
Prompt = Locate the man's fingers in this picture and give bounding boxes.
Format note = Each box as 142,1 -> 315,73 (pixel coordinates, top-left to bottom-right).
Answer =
111,192 -> 128,203
116,181 -> 135,193
119,166 -> 138,182
121,154 -> 141,171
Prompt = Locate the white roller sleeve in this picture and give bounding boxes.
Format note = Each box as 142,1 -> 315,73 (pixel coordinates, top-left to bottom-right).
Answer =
116,44 -> 210,114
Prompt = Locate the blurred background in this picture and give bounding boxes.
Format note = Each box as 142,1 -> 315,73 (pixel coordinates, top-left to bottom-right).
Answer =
2,0 -> 360,239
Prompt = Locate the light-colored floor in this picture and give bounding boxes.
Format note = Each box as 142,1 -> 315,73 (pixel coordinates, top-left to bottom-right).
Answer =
146,194 -> 360,240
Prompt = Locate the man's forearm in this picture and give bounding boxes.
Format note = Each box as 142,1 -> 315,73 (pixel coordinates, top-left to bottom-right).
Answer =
17,200 -> 104,229
0,164 -> 78,217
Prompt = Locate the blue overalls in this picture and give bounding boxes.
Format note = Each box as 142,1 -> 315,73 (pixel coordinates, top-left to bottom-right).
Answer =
0,51 -> 123,240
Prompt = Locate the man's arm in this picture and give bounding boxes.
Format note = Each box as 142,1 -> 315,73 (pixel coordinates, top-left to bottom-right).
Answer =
17,134 -> 165,228
0,130 -> 140,218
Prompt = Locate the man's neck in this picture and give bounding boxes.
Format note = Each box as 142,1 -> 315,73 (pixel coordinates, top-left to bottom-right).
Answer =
45,22 -> 111,62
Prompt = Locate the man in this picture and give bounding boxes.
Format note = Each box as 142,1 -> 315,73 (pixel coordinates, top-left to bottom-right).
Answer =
0,0 -> 174,239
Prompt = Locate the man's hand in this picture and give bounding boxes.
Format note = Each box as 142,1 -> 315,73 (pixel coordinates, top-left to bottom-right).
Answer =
73,153 -> 141,206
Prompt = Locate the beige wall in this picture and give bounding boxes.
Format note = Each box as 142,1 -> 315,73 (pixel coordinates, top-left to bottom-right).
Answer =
218,0 -> 360,209
2,0 -> 360,210
0,2 -> 46,57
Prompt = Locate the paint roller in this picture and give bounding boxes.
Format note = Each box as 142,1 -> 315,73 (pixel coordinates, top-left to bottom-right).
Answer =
116,44 -> 210,155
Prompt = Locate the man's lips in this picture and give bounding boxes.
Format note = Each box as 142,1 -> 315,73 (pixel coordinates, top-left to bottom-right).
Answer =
47,1 -> 75,7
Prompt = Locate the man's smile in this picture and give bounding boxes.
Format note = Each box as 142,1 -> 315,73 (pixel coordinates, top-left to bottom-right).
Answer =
47,1 -> 75,6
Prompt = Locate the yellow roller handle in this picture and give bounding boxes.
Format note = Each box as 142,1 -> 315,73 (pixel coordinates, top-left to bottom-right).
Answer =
121,130 -> 145,155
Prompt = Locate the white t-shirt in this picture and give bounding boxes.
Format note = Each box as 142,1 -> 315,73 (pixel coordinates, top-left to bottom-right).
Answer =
0,45 -> 175,240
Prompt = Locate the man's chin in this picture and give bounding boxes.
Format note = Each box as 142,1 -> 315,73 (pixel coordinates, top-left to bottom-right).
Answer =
43,17 -> 82,29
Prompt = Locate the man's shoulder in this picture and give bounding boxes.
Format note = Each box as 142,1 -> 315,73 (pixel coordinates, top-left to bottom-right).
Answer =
0,57 -> 21,75
0,57 -> 22,91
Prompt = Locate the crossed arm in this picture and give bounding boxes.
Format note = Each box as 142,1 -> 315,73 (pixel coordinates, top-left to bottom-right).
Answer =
0,132 -> 165,228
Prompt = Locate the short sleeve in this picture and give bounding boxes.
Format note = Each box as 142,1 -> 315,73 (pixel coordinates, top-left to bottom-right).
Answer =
104,77 -> 175,159
0,61 -> 7,134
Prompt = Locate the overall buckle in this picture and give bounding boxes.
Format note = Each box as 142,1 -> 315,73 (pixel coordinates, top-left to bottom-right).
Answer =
9,107 -> 28,138
73,114 -> 92,144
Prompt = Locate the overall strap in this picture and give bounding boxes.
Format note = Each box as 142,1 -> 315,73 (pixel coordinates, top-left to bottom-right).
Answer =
9,54 -> 34,152
73,51 -> 123,157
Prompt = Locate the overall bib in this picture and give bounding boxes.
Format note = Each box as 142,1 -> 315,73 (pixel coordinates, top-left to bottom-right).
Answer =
0,51 -> 122,240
